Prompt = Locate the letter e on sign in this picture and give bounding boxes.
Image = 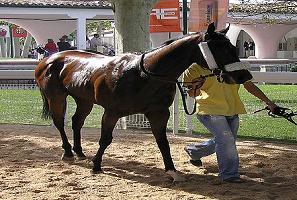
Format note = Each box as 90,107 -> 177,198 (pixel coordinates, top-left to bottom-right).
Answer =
150,0 -> 181,33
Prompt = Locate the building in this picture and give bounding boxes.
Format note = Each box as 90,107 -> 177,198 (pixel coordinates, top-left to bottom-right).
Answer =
1,0 -> 297,59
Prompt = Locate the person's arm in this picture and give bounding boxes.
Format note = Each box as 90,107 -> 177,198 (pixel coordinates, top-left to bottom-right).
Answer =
243,81 -> 277,111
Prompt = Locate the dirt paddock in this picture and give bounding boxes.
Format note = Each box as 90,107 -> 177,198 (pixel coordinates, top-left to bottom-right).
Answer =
0,124 -> 297,200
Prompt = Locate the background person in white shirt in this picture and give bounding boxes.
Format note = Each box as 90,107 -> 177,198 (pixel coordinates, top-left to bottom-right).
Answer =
90,33 -> 102,52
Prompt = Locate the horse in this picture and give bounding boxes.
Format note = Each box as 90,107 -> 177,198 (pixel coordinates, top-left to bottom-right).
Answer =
35,23 -> 252,181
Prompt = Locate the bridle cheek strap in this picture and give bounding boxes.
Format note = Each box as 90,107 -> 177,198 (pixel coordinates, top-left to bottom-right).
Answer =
198,42 -> 218,70
198,42 -> 251,72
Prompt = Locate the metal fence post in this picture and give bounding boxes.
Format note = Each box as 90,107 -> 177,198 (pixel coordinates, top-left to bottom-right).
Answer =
186,95 -> 193,134
172,84 -> 179,135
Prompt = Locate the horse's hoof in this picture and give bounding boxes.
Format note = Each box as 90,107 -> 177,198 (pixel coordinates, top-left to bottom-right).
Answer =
76,153 -> 87,160
77,155 -> 87,160
166,170 -> 186,182
61,154 -> 75,162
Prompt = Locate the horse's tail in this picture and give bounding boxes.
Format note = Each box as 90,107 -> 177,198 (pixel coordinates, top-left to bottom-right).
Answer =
39,88 -> 52,119
35,54 -> 65,120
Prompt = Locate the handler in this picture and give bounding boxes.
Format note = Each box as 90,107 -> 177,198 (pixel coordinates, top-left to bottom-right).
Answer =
183,63 -> 278,183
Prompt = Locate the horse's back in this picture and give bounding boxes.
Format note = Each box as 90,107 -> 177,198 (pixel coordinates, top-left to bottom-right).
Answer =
35,50 -> 107,83
35,50 -> 141,105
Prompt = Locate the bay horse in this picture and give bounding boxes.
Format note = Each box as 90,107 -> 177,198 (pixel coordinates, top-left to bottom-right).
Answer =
35,23 -> 252,181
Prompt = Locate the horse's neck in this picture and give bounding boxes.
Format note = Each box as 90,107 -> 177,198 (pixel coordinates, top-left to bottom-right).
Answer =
145,35 -> 201,79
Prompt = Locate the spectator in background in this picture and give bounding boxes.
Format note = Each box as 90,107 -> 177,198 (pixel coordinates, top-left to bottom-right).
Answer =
249,41 -> 255,56
57,35 -> 72,52
243,41 -> 249,58
90,33 -> 102,52
44,39 -> 58,57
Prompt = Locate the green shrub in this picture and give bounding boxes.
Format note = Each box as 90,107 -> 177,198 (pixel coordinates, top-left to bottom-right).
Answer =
290,65 -> 297,72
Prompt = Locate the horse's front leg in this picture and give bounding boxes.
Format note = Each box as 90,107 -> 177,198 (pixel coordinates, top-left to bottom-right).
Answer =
92,110 -> 119,173
145,109 -> 185,182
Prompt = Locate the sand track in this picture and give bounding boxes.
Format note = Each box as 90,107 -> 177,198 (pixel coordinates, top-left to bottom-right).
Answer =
0,124 -> 297,200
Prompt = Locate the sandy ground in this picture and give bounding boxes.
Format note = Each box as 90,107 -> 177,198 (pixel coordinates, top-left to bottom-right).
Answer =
0,124 -> 297,200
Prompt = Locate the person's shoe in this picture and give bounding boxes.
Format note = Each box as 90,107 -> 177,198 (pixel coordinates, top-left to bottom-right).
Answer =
223,177 -> 245,183
189,159 -> 202,167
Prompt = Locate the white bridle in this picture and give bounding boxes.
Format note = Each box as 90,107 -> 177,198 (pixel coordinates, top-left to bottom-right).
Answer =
198,41 -> 251,71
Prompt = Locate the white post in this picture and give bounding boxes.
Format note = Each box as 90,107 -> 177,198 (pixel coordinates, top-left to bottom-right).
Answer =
172,85 -> 179,135
76,17 -> 87,50
120,117 -> 127,129
186,96 -> 194,134
68,12 -> 97,50
64,102 -> 68,127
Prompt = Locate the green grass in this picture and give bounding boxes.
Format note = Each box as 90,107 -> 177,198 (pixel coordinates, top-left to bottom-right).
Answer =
239,85 -> 297,141
191,85 -> 297,141
0,90 -> 105,127
0,84 -> 296,141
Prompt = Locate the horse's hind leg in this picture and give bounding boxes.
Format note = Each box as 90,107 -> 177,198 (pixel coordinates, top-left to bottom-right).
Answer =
92,110 -> 119,172
49,94 -> 74,161
145,109 -> 185,182
72,97 -> 93,159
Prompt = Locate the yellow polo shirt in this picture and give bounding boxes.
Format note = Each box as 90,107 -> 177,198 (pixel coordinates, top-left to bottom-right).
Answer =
183,64 -> 247,116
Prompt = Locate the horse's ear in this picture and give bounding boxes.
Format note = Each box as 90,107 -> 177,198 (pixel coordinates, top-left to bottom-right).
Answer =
206,22 -> 216,35
219,23 -> 230,35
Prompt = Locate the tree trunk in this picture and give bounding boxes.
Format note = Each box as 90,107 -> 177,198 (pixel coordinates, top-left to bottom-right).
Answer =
112,0 -> 159,54
0,37 -> 7,58
22,33 -> 32,58
6,38 -> 11,58
13,37 -> 20,58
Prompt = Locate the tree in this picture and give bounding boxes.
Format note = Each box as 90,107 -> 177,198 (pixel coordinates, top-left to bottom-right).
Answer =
112,0 -> 159,54
22,33 -> 33,58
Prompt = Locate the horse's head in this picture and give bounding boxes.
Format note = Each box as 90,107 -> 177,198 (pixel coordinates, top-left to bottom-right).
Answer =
197,23 -> 252,84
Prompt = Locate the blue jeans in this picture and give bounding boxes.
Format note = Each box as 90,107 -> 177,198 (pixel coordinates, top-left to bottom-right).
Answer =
185,115 -> 240,180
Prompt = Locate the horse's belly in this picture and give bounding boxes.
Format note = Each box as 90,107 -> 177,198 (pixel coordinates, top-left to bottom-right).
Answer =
66,85 -> 95,102
112,90 -> 175,114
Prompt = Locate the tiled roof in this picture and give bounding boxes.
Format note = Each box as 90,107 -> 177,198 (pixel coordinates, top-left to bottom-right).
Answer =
0,0 -> 112,9
229,2 -> 297,14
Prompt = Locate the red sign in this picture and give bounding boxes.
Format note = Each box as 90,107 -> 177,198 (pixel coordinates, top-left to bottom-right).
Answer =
150,0 -> 181,33
12,27 -> 27,38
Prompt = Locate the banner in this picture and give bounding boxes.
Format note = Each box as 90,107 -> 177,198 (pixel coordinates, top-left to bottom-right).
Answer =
0,25 -> 10,37
150,0 -> 181,33
12,27 -> 27,38
189,0 -> 229,32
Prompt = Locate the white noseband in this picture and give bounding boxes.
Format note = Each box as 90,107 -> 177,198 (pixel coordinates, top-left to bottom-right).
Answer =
198,42 -> 251,71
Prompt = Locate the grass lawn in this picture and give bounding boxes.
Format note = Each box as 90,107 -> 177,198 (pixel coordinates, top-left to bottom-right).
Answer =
0,89 -> 103,127
192,85 -> 297,141
0,84 -> 296,141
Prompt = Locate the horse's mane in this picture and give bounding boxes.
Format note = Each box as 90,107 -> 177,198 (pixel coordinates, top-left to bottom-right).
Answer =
162,32 -> 200,46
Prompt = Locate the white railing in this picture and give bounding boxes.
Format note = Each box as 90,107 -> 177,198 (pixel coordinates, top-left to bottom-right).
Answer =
0,59 -> 39,70
252,71 -> 297,84
0,70 -> 35,79
0,59 -> 38,80
1,59 -> 297,134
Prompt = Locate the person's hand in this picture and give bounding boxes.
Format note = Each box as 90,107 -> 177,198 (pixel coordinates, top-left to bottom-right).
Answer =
191,77 -> 206,89
187,77 -> 205,97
